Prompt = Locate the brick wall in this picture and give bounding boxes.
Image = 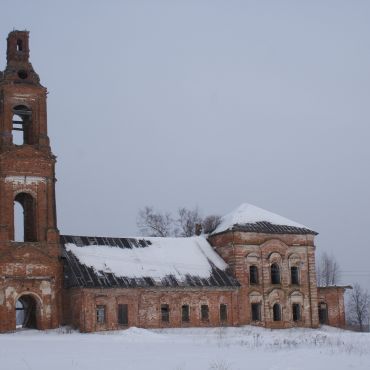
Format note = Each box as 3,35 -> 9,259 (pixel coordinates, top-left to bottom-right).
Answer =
208,231 -> 319,328
63,288 -> 239,332
317,287 -> 346,328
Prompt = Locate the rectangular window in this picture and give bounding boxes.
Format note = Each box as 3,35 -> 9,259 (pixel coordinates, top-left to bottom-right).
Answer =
118,304 -> 128,325
251,303 -> 261,321
220,304 -> 227,323
182,305 -> 190,322
291,266 -> 299,285
161,304 -> 170,323
201,305 -> 209,321
96,305 -> 105,324
292,303 -> 301,322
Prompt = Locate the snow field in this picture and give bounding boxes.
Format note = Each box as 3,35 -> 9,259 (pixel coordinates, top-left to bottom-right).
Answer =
1,325 -> 369,370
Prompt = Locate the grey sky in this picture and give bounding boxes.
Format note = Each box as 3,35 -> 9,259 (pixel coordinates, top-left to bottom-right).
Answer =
1,0 -> 370,287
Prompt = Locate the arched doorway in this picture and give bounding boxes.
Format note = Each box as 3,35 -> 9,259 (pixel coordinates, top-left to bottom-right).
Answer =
15,295 -> 38,329
318,302 -> 328,324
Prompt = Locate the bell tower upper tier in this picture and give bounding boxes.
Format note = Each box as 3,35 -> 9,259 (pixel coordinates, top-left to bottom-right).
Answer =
0,31 -> 58,243
0,30 -> 50,152
4,30 -> 41,85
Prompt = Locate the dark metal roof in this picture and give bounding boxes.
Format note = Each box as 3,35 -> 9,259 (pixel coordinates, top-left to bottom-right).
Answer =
212,221 -> 317,236
60,235 -> 240,289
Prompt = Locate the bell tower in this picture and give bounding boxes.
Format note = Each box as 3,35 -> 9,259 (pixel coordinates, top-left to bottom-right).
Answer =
0,31 -> 61,332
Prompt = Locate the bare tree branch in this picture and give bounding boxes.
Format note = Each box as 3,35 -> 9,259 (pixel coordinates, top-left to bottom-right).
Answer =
176,207 -> 203,237
137,206 -> 221,237
136,206 -> 174,237
202,214 -> 222,234
316,252 -> 341,287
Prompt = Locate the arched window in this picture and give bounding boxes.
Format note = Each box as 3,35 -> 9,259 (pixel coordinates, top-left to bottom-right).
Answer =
14,192 -> 37,242
249,265 -> 258,284
271,263 -> 280,284
220,304 -> 227,323
273,303 -> 281,321
201,304 -> 209,321
12,105 -> 33,145
291,266 -> 299,285
16,39 -> 23,52
251,303 -> 261,321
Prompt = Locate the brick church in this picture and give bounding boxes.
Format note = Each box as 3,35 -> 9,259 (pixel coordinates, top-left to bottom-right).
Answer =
0,31 -> 347,333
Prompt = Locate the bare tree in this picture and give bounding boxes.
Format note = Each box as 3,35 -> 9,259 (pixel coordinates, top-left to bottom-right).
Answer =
347,283 -> 370,332
176,207 -> 203,237
136,206 -> 174,237
316,252 -> 340,287
202,214 -> 222,234
137,206 -> 222,237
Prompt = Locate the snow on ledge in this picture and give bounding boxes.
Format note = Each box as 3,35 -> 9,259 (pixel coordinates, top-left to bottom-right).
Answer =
65,236 -> 227,281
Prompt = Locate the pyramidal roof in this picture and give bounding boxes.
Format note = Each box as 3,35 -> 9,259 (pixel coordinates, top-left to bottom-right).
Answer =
212,203 -> 317,235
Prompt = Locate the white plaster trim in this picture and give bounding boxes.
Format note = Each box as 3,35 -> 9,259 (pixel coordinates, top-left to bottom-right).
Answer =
5,176 -> 46,185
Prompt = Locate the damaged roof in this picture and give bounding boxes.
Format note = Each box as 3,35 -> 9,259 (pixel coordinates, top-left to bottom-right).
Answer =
212,203 -> 317,236
61,235 -> 239,289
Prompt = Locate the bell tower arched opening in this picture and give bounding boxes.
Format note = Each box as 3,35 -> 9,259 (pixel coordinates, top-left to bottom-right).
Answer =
15,295 -> 38,329
14,192 -> 37,242
12,105 -> 33,145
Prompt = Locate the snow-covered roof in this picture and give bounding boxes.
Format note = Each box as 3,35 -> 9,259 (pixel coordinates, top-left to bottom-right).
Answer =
212,203 -> 317,235
61,235 -> 239,289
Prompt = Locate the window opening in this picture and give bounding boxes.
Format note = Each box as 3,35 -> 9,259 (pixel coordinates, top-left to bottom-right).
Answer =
292,303 -> 301,322
220,304 -> 227,323
318,302 -> 328,324
181,305 -> 190,323
273,303 -> 281,321
17,39 -> 23,51
201,305 -> 209,321
17,70 -> 28,79
118,304 -> 128,325
12,113 -> 23,145
271,263 -> 280,284
251,303 -> 261,321
12,105 -> 32,145
14,192 -> 37,242
96,305 -> 106,324
15,295 -> 37,329
291,266 -> 299,285
14,201 -> 24,242
161,304 -> 169,323
249,265 -> 258,284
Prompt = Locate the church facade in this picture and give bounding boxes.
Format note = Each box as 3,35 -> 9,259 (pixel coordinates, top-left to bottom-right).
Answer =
0,31 -> 346,333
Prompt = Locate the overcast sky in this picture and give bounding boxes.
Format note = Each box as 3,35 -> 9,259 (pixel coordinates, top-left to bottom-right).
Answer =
1,0 -> 370,287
